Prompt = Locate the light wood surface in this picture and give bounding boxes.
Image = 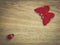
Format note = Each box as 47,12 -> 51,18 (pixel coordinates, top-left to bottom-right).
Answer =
0,0 -> 60,45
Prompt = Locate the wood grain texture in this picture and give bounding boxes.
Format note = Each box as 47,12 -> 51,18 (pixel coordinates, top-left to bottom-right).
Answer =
0,0 -> 60,45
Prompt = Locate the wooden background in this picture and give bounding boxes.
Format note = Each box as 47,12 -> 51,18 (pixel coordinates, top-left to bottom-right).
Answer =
0,0 -> 60,45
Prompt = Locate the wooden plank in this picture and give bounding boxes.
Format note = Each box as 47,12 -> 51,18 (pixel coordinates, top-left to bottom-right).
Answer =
0,0 -> 60,45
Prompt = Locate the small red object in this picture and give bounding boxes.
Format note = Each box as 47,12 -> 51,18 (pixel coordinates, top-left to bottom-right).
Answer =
34,5 -> 55,26
7,34 -> 14,40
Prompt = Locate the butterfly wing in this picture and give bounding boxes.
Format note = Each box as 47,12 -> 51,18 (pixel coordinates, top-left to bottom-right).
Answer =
34,5 -> 50,15
43,5 -> 50,14
43,15 -> 51,25
46,12 -> 55,18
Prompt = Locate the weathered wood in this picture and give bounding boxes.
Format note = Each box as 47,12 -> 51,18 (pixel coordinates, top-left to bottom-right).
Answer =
0,0 -> 60,45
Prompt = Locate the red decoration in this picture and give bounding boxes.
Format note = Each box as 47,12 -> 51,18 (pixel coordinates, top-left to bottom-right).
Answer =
34,5 -> 55,25
7,34 -> 14,40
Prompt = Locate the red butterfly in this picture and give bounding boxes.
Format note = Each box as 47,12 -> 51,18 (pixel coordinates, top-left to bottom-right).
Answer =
34,5 -> 55,26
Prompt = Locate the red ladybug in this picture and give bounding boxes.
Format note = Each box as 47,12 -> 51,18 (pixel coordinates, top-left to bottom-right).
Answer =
7,34 -> 14,40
